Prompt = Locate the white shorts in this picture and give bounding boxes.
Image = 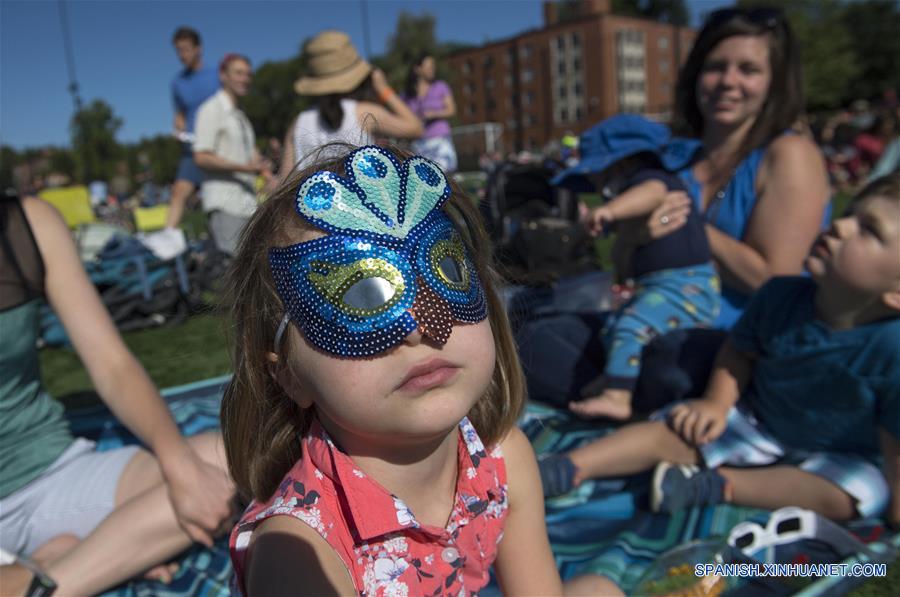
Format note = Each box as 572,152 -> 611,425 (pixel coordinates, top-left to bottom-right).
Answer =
0,438 -> 141,556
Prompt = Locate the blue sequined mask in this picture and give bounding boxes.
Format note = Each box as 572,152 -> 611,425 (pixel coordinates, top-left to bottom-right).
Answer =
269,146 -> 487,357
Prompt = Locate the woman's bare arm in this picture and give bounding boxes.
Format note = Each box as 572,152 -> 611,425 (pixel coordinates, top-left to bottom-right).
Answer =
712,134 -> 829,294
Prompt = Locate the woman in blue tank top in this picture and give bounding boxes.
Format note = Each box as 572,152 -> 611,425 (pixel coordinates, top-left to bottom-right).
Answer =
651,7 -> 831,328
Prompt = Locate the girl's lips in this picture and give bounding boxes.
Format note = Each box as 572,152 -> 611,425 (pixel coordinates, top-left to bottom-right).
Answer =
396,359 -> 460,393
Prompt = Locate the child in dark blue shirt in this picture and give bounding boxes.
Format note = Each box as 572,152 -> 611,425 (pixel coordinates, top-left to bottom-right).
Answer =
553,115 -> 720,420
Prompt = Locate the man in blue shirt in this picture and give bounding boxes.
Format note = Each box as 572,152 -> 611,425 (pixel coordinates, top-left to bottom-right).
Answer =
166,27 -> 219,231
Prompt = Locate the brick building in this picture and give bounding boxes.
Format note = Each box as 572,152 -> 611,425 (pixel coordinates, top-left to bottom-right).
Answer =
447,0 -> 696,158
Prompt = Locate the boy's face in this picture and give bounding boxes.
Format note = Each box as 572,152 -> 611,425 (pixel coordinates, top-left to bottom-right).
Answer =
807,195 -> 900,300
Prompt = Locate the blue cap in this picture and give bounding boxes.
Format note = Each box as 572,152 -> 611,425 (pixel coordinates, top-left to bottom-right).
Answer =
551,114 -> 672,192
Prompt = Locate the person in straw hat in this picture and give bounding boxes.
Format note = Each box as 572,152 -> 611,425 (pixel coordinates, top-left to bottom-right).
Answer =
278,30 -> 423,175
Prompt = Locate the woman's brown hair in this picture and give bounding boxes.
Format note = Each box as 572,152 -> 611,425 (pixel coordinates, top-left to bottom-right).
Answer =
674,7 -> 804,174
220,143 -> 526,502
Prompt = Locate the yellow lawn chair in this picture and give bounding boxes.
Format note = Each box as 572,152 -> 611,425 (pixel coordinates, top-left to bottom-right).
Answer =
38,186 -> 96,229
133,205 -> 170,233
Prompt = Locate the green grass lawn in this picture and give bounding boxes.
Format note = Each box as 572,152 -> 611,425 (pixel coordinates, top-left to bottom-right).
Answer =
40,312 -> 231,406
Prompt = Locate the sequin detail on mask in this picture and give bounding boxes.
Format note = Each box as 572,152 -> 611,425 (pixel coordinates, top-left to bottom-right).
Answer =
269,146 -> 487,358
409,278 -> 453,344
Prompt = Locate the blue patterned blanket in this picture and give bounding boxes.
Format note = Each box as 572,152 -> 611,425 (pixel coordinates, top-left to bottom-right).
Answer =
67,377 -> 895,596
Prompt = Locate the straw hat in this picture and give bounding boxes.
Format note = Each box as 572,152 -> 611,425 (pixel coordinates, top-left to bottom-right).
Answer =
294,31 -> 372,96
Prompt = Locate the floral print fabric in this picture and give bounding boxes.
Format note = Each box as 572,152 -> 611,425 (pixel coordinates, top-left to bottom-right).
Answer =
230,417 -> 508,596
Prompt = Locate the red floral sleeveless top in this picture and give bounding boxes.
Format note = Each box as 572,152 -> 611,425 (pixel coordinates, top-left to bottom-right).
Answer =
230,417 -> 508,596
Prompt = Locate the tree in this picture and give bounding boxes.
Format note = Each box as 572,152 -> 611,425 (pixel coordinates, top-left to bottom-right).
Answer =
70,99 -> 123,183
377,12 -> 443,92
243,54 -> 306,144
738,0 -> 859,110
842,0 -> 900,102
0,146 -> 18,191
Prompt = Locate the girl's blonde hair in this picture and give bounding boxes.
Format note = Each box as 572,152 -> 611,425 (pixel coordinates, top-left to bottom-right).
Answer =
221,144 -> 526,502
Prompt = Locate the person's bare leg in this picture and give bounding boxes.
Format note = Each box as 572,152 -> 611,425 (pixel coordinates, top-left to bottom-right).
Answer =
569,388 -> 633,420
31,534 -> 81,568
564,573 -> 625,596
567,420 -> 698,487
165,179 -> 195,229
0,564 -> 33,596
720,466 -> 857,520
41,433 -> 230,596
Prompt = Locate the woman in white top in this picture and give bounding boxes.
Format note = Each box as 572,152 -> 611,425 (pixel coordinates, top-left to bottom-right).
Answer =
279,30 -> 423,176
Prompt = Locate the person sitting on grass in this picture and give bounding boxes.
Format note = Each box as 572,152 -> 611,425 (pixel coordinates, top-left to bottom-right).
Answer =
540,173 -> 900,533
0,191 -> 235,596
553,114 -> 720,421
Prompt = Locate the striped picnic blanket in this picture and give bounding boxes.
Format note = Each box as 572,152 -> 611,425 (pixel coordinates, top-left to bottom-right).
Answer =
66,377 -> 894,596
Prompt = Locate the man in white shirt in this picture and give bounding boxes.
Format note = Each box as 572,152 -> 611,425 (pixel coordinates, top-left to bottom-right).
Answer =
193,54 -> 270,255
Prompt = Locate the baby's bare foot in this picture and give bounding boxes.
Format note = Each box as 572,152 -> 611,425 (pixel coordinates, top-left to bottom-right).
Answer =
569,389 -> 633,420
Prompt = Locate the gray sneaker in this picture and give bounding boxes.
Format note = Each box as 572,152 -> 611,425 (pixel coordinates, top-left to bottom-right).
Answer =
651,462 -> 726,513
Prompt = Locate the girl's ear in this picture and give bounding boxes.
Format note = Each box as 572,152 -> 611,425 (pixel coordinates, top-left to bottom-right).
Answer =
267,352 -> 314,409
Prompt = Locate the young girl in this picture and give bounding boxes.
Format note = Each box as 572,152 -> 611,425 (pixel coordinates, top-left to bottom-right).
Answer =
221,145 -> 562,596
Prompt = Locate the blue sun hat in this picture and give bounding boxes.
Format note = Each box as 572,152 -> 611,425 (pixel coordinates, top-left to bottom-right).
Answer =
551,114 -> 672,192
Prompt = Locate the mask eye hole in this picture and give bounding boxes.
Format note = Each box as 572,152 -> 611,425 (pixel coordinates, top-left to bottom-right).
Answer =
308,258 -> 406,316
343,277 -> 396,310
438,255 -> 464,285
430,237 -> 470,290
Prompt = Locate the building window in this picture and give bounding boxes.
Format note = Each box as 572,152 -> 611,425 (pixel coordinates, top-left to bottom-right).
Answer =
522,69 -> 534,83
660,60 -> 669,73
557,35 -> 565,50
462,60 -> 471,75
506,48 -> 515,65
575,106 -> 583,121
469,102 -> 477,116
571,32 -> 581,47
524,91 -> 534,106
558,61 -> 566,75
560,108 -> 568,123
506,118 -> 517,129
658,37 -> 669,50
520,44 -> 531,59
483,55 -> 493,68
486,78 -> 495,90
559,85 -> 567,99
573,55 -> 581,71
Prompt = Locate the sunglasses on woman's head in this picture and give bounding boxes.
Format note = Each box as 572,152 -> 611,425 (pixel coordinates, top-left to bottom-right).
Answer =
706,7 -> 784,31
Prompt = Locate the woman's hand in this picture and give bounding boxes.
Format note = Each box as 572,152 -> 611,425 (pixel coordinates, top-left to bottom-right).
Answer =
669,398 -> 730,446
164,451 -> 235,547
643,191 -> 692,243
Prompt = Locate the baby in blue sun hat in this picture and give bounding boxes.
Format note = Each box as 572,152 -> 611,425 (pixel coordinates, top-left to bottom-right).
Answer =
552,114 -> 720,421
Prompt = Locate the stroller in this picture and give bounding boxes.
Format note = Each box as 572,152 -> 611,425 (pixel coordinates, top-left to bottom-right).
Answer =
481,161 -> 596,287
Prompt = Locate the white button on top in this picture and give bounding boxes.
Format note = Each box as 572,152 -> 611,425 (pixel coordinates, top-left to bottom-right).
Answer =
441,547 -> 459,562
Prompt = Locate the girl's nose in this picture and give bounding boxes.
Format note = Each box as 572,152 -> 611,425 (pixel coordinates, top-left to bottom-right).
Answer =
407,278 -> 453,345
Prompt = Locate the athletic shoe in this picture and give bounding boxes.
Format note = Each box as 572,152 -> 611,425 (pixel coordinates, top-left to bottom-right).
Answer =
651,462 -> 726,513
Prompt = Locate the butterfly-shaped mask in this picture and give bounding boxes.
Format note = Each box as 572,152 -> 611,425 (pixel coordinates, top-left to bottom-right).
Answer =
269,146 -> 487,357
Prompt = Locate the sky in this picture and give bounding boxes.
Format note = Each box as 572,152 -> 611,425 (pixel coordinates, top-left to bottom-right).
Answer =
0,0 -> 732,150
